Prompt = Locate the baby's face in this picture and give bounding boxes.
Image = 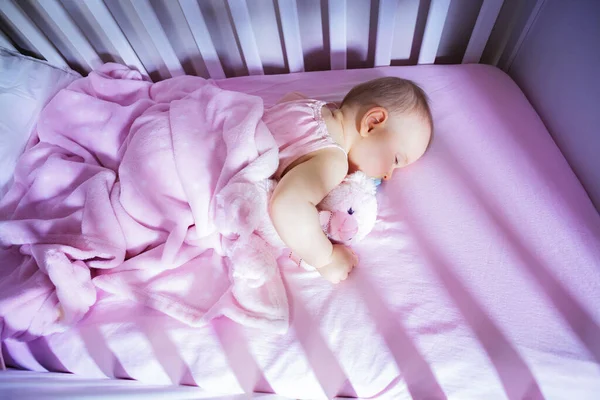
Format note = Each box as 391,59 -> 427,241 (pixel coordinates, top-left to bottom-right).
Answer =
348,110 -> 432,180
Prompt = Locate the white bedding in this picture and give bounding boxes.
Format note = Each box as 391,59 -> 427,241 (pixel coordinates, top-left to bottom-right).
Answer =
1,63 -> 600,399
0,48 -> 80,197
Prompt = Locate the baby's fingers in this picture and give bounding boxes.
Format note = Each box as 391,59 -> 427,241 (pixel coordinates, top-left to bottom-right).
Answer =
334,270 -> 350,284
351,251 -> 359,267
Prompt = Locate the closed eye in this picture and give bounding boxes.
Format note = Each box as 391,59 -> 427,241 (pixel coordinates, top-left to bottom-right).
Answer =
394,156 -> 399,166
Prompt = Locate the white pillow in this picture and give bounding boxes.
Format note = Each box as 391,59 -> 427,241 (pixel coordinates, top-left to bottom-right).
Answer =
0,47 -> 80,198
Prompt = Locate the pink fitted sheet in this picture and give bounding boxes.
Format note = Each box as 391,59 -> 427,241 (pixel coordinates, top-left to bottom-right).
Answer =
3,64 -> 600,399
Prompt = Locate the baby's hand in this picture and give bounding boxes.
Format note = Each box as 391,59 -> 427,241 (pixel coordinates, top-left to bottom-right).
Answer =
318,244 -> 358,284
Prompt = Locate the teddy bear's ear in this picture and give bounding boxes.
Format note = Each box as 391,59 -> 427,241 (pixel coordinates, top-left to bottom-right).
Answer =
344,171 -> 377,195
344,171 -> 368,184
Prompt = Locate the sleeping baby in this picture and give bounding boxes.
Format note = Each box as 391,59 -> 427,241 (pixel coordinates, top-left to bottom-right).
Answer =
266,77 -> 433,284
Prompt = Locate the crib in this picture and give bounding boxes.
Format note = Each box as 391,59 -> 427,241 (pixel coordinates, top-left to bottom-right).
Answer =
1,1 -> 599,399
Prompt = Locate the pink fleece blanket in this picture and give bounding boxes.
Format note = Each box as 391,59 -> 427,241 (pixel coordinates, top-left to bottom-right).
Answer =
0,63 -> 289,341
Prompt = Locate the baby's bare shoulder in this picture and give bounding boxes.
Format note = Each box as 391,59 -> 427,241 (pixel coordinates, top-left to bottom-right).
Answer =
321,106 -> 346,149
321,105 -> 334,120
314,147 -> 348,177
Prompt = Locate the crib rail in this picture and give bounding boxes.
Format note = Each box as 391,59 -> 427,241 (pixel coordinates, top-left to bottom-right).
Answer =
0,0 -> 504,80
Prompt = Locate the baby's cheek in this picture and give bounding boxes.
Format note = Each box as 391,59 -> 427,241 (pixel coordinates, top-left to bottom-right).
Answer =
373,145 -> 391,176
353,141 -> 389,177
364,157 -> 388,178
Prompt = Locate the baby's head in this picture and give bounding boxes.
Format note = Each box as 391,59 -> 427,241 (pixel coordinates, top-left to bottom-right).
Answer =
340,77 -> 433,180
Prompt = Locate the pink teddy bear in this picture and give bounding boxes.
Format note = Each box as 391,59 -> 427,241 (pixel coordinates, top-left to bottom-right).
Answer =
216,171 -> 378,279
317,171 -> 378,244
291,171 -> 378,271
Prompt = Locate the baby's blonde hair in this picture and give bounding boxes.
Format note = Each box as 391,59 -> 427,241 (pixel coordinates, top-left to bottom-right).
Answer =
341,77 -> 433,131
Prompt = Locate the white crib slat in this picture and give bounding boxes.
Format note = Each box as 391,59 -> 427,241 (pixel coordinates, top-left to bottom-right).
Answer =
0,27 -> 16,51
129,0 -> 184,78
328,0 -> 346,70
276,0 -> 304,73
34,0 -> 102,71
417,0 -> 451,64
178,0 -> 225,79
462,0 -> 504,64
374,0 -> 399,67
227,0 -> 264,75
80,0 -> 148,77
0,0 -> 67,67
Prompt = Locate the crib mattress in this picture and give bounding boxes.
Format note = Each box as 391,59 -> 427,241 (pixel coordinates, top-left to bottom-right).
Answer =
4,64 -> 600,399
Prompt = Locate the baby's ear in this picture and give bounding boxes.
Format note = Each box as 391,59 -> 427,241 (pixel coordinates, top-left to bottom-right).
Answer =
362,107 -> 388,135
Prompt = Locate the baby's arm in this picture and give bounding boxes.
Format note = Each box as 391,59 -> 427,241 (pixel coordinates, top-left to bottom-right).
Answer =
269,149 -> 348,269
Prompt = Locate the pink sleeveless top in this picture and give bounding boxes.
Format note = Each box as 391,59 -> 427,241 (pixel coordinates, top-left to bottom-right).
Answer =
263,99 -> 346,179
